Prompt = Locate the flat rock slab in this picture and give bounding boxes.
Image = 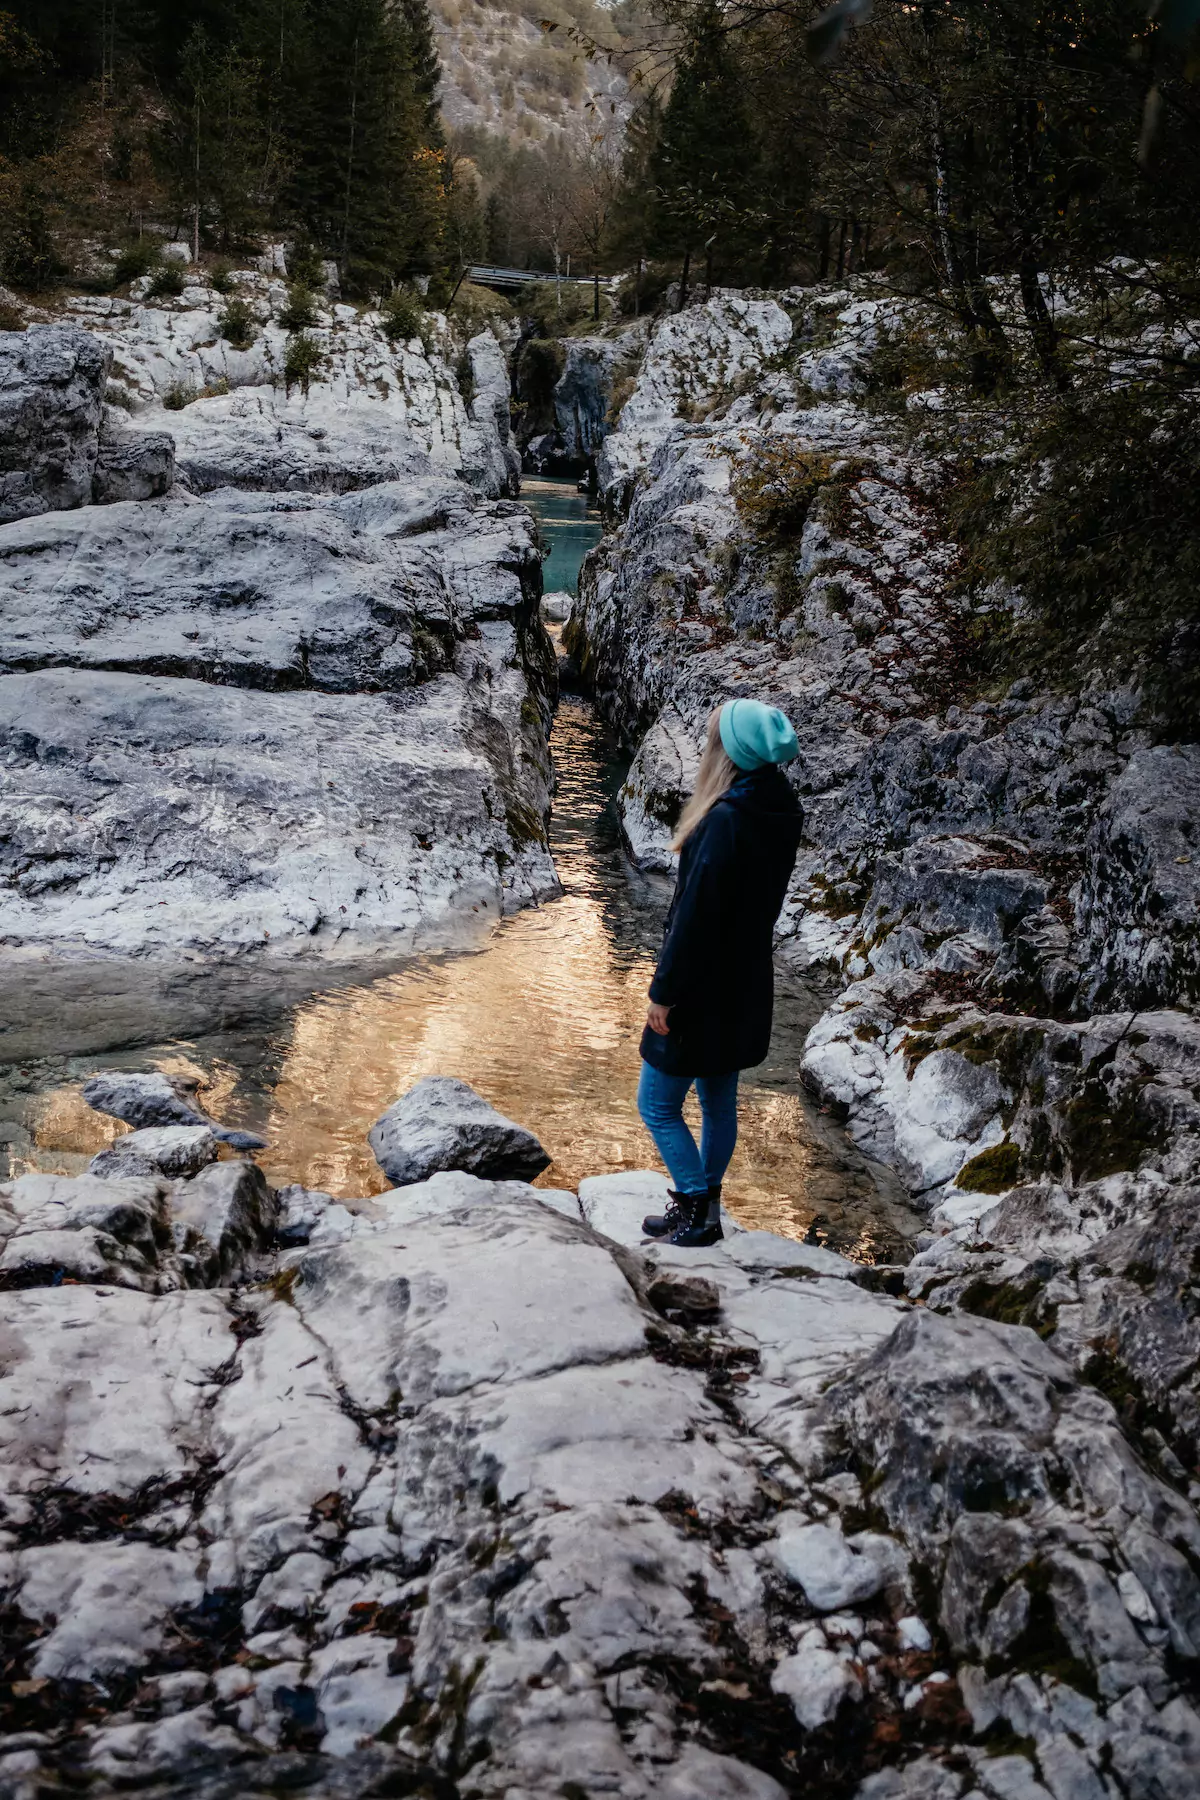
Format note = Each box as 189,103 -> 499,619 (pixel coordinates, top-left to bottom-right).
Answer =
0,482 -> 539,692
368,1075 -> 550,1186
0,661 -> 553,957
0,1175 -> 1197,1797
578,1169 -> 747,1248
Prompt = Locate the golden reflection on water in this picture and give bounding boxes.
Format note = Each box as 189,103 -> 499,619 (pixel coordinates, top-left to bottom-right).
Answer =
249,702 -> 821,1232
16,699 -> 914,1253
254,895 -> 816,1235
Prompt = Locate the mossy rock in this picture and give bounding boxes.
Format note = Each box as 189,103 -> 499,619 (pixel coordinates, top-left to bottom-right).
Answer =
956,1141 -> 1020,1193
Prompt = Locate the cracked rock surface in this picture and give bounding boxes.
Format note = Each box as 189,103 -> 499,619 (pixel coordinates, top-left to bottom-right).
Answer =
1,1168 -> 1196,1797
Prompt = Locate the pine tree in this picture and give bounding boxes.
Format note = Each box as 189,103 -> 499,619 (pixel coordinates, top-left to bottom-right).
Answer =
397,0 -> 444,147
165,25 -> 273,252
649,3 -> 757,296
280,0 -> 443,292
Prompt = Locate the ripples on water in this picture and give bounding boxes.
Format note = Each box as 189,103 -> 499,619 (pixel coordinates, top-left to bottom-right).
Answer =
7,482 -> 919,1260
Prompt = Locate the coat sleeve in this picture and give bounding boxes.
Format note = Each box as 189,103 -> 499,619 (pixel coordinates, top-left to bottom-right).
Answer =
648,810 -> 733,1007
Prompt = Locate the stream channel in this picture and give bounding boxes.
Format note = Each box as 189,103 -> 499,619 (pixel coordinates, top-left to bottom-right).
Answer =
1,479 -> 918,1260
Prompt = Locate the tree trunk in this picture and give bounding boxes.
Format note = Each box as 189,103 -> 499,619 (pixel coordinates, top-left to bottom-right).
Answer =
927,91 -> 1009,390
817,214 -> 831,280
1018,251 -> 1067,388
341,33 -> 360,268
193,88 -> 201,264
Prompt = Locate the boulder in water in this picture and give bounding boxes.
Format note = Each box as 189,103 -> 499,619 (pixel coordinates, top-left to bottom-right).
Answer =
81,1071 -> 267,1150
541,589 -> 573,623
368,1076 -> 550,1186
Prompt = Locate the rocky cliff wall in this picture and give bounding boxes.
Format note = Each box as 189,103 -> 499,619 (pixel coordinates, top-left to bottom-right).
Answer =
0,302 -> 555,999
566,288 -> 1200,1769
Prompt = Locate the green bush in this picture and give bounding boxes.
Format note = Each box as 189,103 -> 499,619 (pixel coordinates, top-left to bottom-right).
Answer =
163,380 -> 198,411
731,441 -> 837,542
112,238 -> 161,286
449,279 -> 514,334
217,297 -> 257,349
147,262 -> 186,298
380,287 -> 427,345
614,263 -> 676,319
284,331 -> 323,393
948,381 -> 1200,736
288,237 -> 325,290
0,300 -> 25,332
955,1141 -> 1021,1193
208,261 -> 235,294
517,279 -> 591,334
1,185 -> 66,292
279,283 -> 319,331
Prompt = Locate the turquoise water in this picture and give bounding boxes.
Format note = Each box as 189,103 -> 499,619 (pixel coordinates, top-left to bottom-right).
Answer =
522,477 -> 603,595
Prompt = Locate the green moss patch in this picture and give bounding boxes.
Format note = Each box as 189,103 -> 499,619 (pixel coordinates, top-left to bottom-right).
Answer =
955,1141 -> 1020,1193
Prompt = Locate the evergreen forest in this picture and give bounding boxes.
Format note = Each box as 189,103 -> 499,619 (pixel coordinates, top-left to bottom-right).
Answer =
0,0 -> 455,295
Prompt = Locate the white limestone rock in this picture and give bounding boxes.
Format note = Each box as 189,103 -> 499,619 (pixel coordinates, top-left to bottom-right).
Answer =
91,418 -> 175,502
14,1541 -> 204,1679
0,480 -> 540,691
0,326 -> 109,523
0,657 -> 554,960
0,1170 -> 166,1291
169,1161 -> 276,1286
61,293 -> 517,498
368,1075 -> 550,1186
1076,743 -> 1200,1013
541,588 -> 574,623
0,1174 -> 1193,1795
89,1125 -> 218,1180
596,294 -> 794,507
771,1640 -> 863,1729
773,1514 -> 907,1611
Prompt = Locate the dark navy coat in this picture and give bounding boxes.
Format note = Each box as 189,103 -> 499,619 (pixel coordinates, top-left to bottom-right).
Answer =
640,767 -> 803,1078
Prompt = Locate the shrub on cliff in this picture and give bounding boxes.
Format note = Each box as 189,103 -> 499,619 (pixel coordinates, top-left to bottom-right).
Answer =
731,441 -> 835,542
0,182 -> 66,292
950,380 -> 1200,736
381,288 -> 429,347
279,284 -> 319,331
284,332 -> 324,394
217,297 -> 256,350
147,262 -> 185,299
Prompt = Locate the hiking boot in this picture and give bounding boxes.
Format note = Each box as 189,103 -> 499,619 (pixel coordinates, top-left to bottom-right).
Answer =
642,1189 -> 703,1239
668,1187 -> 724,1249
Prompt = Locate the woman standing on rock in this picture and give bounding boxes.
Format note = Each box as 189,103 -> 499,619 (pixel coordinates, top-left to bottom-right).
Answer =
638,698 -> 802,1247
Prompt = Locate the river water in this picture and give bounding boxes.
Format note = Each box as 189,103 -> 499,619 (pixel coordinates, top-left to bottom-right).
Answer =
2,479 -> 917,1259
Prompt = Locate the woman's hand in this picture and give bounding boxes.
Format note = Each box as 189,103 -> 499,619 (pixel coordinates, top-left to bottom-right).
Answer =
646,1001 -> 672,1036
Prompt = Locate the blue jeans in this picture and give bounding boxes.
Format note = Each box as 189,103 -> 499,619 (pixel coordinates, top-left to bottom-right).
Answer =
637,1061 -> 739,1197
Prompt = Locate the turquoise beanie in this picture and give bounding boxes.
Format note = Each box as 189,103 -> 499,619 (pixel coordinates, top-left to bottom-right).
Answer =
719,697 -> 799,771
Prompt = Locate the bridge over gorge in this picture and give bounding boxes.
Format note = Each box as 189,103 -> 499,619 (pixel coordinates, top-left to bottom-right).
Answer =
458,264 -> 622,299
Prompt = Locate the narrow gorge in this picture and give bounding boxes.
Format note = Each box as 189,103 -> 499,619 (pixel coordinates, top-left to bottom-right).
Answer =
0,262 -> 1197,1800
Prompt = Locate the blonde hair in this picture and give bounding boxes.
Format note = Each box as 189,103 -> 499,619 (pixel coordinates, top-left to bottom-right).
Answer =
671,710 -> 738,852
